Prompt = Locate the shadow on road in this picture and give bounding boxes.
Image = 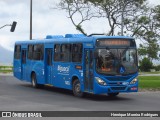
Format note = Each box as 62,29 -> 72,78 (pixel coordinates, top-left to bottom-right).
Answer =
83,94 -> 132,101
20,83 -> 133,101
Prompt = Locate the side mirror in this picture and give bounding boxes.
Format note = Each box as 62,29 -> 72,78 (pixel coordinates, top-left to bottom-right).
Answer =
10,21 -> 17,32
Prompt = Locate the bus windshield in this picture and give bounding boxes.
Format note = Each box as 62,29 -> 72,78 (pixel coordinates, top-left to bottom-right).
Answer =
96,48 -> 138,75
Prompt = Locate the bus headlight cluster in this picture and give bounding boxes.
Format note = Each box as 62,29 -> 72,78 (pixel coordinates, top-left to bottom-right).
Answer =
95,77 -> 107,86
130,78 -> 138,84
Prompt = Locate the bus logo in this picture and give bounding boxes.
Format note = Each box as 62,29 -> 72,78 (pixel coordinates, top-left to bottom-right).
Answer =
57,65 -> 70,73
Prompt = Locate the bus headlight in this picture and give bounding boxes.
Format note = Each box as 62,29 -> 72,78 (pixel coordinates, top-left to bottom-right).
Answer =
130,78 -> 138,84
95,77 -> 107,86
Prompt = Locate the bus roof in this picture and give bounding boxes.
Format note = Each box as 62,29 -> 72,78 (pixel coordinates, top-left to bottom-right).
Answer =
15,34 -> 134,45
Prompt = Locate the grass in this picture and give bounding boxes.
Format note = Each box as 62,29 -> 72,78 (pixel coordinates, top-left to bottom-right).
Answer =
0,66 -> 13,73
139,76 -> 160,90
0,70 -> 13,73
0,66 -> 13,68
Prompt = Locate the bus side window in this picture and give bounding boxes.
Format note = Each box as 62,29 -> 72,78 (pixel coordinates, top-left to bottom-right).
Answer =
33,44 -> 44,61
14,45 -> 21,59
54,44 -> 61,61
72,43 -> 82,62
28,45 -> 33,60
61,44 -> 71,62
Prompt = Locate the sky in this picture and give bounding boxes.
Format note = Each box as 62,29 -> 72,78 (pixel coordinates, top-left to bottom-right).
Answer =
0,0 -> 160,51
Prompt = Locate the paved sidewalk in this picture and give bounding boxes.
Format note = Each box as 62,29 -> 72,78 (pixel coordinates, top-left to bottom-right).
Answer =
0,73 -> 13,76
139,74 -> 160,76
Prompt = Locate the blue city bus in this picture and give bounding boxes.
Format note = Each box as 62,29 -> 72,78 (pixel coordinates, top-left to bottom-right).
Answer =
13,34 -> 138,97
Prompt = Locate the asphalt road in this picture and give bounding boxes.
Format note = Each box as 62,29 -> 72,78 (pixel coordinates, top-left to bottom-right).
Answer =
0,75 -> 160,120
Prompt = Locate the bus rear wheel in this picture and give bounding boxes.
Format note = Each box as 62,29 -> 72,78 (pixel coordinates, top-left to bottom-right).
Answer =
108,93 -> 119,97
73,79 -> 84,97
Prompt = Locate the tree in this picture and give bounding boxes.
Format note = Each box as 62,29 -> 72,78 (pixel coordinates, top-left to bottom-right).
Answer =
55,0 -> 147,35
88,0 -> 147,36
154,64 -> 160,71
139,57 -> 153,72
135,5 -> 160,61
55,0 -> 101,35
138,42 -> 159,61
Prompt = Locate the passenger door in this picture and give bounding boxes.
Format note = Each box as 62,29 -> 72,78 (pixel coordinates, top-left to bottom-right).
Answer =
84,49 -> 94,92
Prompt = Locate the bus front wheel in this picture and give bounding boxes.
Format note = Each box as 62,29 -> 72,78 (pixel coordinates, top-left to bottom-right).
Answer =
73,79 -> 84,97
108,93 -> 119,97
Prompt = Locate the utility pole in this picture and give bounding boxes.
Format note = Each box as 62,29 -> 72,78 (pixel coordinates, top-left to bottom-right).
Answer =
121,7 -> 124,36
121,0 -> 126,36
30,0 -> 32,40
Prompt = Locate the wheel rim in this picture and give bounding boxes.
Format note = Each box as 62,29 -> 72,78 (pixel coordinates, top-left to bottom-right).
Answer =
32,75 -> 36,87
75,83 -> 81,93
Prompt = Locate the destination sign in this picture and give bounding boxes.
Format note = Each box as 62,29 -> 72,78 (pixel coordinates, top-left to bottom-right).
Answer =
96,39 -> 130,47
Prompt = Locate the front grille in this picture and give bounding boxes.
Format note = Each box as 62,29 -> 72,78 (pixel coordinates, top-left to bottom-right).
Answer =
111,87 -> 126,91
106,76 -> 131,81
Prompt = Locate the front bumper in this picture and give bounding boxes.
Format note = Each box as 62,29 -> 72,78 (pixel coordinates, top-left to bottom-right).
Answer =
94,81 -> 138,94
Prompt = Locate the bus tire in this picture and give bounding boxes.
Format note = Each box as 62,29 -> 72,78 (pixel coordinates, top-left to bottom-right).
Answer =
73,79 -> 84,97
31,73 -> 39,88
108,93 -> 119,97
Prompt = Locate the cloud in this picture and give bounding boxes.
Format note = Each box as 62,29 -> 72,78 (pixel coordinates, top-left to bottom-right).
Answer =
149,0 -> 160,6
0,1 -> 30,50
0,0 -> 160,52
0,35 -> 15,51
